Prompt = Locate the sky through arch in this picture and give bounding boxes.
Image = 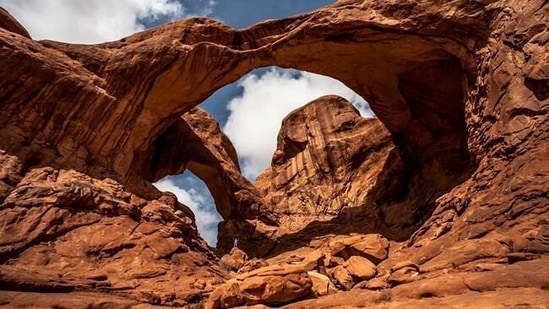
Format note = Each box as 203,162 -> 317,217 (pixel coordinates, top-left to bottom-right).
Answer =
220,67 -> 372,181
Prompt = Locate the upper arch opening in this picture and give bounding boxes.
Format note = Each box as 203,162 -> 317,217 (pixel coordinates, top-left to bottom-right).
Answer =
208,66 -> 374,181
152,67 -> 373,246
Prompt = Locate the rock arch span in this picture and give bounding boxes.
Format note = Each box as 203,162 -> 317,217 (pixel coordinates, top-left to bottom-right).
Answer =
1,1 -> 480,213
1,0 -> 547,256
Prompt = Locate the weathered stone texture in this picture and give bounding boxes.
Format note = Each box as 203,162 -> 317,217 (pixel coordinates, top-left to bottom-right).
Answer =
0,0 -> 547,307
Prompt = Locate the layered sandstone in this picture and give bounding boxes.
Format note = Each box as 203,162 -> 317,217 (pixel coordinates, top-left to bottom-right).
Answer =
256,96 -> 396,231
0,0 -> 483,217
0,152 -> 224,307
147,107 -> 269,222
0,0 -> 548,307
0,7 -> 29,38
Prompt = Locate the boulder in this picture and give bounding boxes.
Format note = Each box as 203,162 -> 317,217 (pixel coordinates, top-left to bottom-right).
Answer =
239,258 -> 269,273
349,235 -> 390,264
239,272 -> 312,305
205,279 -> 244,309
207,272 -> 313,309
207,251 -> 325,308
331,265 -> 355,291
330,234 -> 390,264
346,256 -> 377,280
307,271 -> 338,296
220,248 -> 249,272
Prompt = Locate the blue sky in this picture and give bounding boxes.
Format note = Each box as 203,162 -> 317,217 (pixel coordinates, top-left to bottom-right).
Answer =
2,0 -> 374,246
184,0 -> 335,29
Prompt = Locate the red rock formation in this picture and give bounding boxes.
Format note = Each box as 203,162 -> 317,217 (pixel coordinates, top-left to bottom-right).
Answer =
0,0 -> 480,205
0,7 -> 29,38
144,107 -> 269,222
256,96 -> 396,231
0,157 -> 224,307
0,0 -> 548,307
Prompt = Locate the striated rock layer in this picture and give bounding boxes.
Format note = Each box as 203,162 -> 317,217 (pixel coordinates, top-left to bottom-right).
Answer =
0,0 -> 484,217
0,152 -> 225,307
256,96 -> 396,230
0,0 -> 548,307
252,96 -> 416,253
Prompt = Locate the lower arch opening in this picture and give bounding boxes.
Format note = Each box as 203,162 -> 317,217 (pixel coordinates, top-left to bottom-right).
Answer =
154,171 -> 221,247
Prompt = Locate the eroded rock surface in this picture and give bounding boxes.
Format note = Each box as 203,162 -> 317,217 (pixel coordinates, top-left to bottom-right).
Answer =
255,96 -> 397,234
0,0 -> 548,307
0,154 -> 224,307
0,7 -> 29,38
146,107 -> 269,222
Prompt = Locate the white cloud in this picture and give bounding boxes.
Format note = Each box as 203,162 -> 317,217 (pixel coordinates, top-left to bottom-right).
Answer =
195,0 -> 217,16
154,176 -> 222,246
0,0 -> 212,43
223,67 -> 373,181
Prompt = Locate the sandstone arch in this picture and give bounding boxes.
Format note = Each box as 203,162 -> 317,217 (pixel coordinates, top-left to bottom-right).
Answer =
0,0 -> 513,255
0,1 -> 483,220
0,0 -> 547,254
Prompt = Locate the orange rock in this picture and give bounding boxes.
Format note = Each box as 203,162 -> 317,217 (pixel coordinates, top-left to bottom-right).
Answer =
0,0 -> 548,307
307,271 -> 338,296
239,273 -> 312,305
346,256 -> 377,280
206,279 -> 243,309
220,247 -> 249,272
255,98 -> 397,244
388,267 -> 420,286
0,7 -> 29,38
350,236 -> 390,264
239,258 -> 269,273
331,265 -> 355,291
0,166 -> 222,307
207,272 -> 313,308
329,234 -> 390,264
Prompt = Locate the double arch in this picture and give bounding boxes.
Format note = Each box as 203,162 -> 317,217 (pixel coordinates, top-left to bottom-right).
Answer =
1,1 -> 489,251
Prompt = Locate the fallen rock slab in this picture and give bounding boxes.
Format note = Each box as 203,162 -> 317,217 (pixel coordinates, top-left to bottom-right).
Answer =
346,256 -> 377,280
307,271 -> 338,296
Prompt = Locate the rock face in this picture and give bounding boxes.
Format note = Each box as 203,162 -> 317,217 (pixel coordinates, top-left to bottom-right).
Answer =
147,107 -> 268,222
0,0 -> 482,218
252,95 -> 457,255
0,0 -> 548,307
255,96 -> 398,233
0,156 -> 225,307
0,7 -> 29,38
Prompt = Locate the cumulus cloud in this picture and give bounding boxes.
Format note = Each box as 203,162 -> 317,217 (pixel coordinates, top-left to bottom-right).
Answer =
223,67 -> 373,181
189,0 -> 217,16
0,0 -> 215,43
154,175 -> 221,246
